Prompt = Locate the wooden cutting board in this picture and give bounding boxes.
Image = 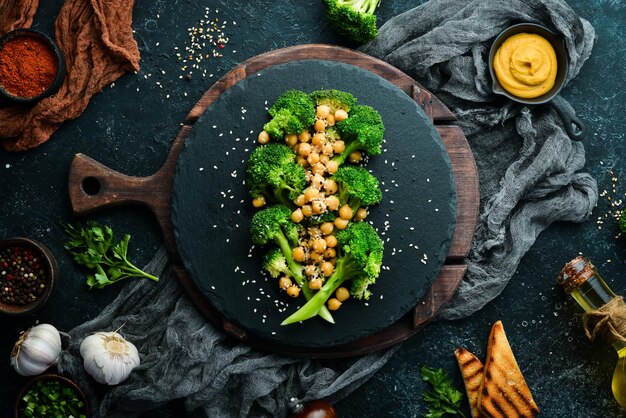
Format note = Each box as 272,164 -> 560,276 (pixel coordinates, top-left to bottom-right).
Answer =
68,44 -> 479,358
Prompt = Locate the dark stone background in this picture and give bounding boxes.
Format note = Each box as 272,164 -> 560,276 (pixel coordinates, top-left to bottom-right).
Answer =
0,1 -> 624,417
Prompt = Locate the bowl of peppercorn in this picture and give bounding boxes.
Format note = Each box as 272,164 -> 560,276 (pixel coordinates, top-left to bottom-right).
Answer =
0,28 -> 66,104
0,238 -> 58,315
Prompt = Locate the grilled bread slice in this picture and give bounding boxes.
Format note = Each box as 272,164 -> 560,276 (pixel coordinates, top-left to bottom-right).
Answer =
478,321 -> 540,418
455,348 -> 485,418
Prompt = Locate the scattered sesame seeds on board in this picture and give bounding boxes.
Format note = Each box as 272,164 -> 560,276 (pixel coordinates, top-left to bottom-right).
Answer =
597,168 -> 624,239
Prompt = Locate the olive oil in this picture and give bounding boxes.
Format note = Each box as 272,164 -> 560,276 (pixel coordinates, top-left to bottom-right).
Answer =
558,257 -> 626,408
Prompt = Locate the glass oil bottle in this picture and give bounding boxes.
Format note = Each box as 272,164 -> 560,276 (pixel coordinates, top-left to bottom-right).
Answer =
557,256 -> 626,408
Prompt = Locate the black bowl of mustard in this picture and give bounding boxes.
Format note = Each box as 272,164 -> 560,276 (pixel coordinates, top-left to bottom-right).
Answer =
0,28 -> 66,104
488,23 -> 585,141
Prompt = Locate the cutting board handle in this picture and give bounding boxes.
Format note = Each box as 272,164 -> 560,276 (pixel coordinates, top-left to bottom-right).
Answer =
68,153 -> 165,215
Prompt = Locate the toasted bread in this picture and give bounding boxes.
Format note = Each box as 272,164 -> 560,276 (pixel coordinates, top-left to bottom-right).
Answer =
455,348 -> 485,418
478,321 -> 540,418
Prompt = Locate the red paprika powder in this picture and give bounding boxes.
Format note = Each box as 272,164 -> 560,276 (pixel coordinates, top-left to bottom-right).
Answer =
0,35 -> 58,98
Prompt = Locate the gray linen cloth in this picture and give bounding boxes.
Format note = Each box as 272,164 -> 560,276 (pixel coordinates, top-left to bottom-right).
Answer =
58,0 -> 598,416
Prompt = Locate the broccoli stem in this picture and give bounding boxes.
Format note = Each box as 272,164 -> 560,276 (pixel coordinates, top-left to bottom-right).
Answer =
281,257 -> 355,325
274,233 -> 335,324
332,141 -> 362,165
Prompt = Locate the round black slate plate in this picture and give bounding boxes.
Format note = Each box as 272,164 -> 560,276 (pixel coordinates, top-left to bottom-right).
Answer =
171,59 -> 456,348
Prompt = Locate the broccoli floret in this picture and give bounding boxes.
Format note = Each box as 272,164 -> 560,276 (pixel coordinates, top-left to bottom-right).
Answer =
333,166 -> 382,214
621,210 -> 626,237
263,248 -> 292,278
322,0 -> 380,44
264,90 -> 316,139
310,89 -> 357,113
281,222 -> 383,325
333,105 -> 384,165
251,205 -> 334,323
325,126 -> 341,142
263,109 -> 304,140
246,143 -> 307,207
308,211 -> 337,225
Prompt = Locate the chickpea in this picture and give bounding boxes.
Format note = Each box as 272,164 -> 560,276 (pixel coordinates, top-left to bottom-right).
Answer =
294,194 -> 306,206
349,151 -> 362,163
286,286 -> 301,298
355,207 -> 368,221
326,113 -> 336,126
333,140 -> 345,154
298,142 -> 312,157
252,195 -> 266,208
325,235 -> 338,248
314,119 -> 326,132
326,160 -> 339,174
302,205 -> 313,217
313,238 -> 327,253
312,199 -> 326,214
279,276 -> 292,290
297,156 -> 307,167
322,143 -> 334,156
258,130 -> 270,144
308,226 -> 321,237
311,174 -> 325,189
334,217 -> 349,230
293,246 -> 305,262
298,130 -> 311,143
312,132 -> 326,147
320,222 -> 334,235
309,278 -> 323,290
285,134 -> 298,147
335,287 -> 350,302
329,257 -> 337,266
320,154 -> 330,164
334,109 -> 348,122
321,261 -> 334,277
324,179 -> 338,194
339,204 -> 354,220
304,265 -> 317,277
307,152 -> 320,165
308,226 -> 321,236
325,195 -> 340,211
316,105 -> 331,119
327,298 -> 342,310
311,163 -> 326,176
324,248 -> 336,259
304,187 -> 319,202
310,251 -> 323,263
291,208 -> 304,223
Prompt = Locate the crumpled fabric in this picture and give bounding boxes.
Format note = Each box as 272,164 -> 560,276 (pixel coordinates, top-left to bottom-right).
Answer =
58,248 -> 398,418
58,0 -> 598,417
0,0 -> 139,152
360,0 -> 598,319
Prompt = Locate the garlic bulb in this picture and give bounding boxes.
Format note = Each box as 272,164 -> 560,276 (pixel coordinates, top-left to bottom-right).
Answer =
80,331 -> 139,385
11,324 -> 62,376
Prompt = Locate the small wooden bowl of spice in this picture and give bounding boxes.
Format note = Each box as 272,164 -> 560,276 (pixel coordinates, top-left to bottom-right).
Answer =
14,373 -> 90,418
0,29 -> 66,104
0,238 -> 58,315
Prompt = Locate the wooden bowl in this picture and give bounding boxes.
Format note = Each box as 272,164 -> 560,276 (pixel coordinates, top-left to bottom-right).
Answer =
0,28 -> 67,104
14,373 -> 90,418
0,238 -> 58,315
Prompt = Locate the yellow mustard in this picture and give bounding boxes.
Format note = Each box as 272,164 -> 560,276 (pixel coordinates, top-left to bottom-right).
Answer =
493,33 -> 557,99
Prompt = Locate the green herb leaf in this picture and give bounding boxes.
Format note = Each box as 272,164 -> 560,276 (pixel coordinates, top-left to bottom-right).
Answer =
421,366 -> 466,418
62,221 -> 159,289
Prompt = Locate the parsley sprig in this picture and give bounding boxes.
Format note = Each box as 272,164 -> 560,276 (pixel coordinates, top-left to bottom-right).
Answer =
62,221 -> 159,289
421,366 -> 466,418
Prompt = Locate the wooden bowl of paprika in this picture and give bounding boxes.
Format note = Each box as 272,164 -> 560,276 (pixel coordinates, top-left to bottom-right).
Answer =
0,29 -> 66,104
0,237 -> 59,315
